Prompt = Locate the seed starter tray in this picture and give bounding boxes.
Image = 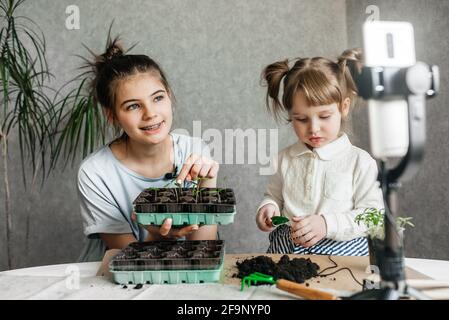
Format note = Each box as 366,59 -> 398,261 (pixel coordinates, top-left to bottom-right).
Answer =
133,188 -> 236,225
109,240 -> 225,284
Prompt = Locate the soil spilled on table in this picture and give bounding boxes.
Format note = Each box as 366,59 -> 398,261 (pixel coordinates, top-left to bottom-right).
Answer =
235,255 -> 319,284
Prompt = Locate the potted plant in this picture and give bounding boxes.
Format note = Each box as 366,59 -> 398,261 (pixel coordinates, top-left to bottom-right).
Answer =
0,1 -> 112,269
1,0 -> 58,269
355,208 -> 415,267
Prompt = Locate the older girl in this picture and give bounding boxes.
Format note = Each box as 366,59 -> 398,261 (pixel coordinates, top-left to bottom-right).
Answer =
78,39 -> 218,261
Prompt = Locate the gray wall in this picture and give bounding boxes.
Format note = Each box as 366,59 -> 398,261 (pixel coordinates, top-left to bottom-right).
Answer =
0,0 -> 447,271
346,0 -> 449,261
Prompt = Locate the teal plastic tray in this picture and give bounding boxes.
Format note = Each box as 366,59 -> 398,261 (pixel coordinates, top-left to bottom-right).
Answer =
110,264 -> 223,284
109,240 -> 225,284
135,210 -> 236,226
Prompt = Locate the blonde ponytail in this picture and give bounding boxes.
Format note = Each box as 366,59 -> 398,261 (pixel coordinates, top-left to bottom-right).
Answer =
337,48 -> 363,101
261,49 -> 364,124
261,59 -> 290,121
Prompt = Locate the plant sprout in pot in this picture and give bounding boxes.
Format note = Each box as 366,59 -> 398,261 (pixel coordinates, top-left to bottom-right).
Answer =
355,208 -> 415,267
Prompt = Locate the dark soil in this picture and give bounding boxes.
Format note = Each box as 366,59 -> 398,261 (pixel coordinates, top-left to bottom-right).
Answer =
179,196 -> 196,203
111,240 -> 224,270
235,255 -> 320,284
136,188 -> 235,205
159,196 -> 176,203
134,188 -> 236,213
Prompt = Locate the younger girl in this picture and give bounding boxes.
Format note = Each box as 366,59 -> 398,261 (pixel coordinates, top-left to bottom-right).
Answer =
256,49 -> 384,255
77,38 -> 218,262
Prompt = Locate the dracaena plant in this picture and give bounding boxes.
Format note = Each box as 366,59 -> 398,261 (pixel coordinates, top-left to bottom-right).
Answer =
0,1 -> 118,270
50,21 -> 138,170
1,0 -> 56,269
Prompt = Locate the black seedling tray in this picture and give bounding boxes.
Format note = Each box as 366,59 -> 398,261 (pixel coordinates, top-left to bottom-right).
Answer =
109,240 -> 225,271
133,188 -> 236,214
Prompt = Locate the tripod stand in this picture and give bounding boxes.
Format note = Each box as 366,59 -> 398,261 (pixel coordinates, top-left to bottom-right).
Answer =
349,162 -> 429,300
348,63 -> 439,300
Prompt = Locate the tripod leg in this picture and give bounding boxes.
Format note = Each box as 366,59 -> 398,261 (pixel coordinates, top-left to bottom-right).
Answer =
348,288 -> 399,300
406,286 -> 431,300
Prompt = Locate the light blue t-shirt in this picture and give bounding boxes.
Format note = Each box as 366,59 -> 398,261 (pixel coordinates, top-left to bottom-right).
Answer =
77,133 -> 211,262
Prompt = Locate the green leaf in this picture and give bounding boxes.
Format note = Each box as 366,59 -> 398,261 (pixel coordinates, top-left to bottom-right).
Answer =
271,216 -> 289,226
1,0 -> 55,185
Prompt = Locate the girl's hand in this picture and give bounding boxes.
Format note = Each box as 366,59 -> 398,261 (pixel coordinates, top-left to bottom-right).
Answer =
176,154 -> 219,184
131,213 -> 198,240
256,204 -> 280,232
290,215 -> 327,247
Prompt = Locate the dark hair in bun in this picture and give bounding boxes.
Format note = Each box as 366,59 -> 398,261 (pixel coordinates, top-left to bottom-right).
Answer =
86,35 -> 173,118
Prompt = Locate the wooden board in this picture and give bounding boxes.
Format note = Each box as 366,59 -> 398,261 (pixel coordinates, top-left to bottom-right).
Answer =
222,254 -> 430,293
97,251 -> 449,299
97,251 -> 431,295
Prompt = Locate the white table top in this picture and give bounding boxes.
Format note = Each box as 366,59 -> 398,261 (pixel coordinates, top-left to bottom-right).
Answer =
1,257 -> 448,300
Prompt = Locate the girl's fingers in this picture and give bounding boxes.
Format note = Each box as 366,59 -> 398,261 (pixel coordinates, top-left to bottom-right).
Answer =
302,231 -> 314,243
292,228 -> 312,242
207,161 -> 219,178
198,164 -> 211,179
294,229 -> 319,247
190,163 -> 203,180
159,218 -> 173,236
297,224 -> 311,236
256,209 -> 273,231
302,235 -> 318,248
256,211 -> 265,226
178,154 -> 217,182
160,220 -> 199,239
177,154 -> 199,184
265,217 -> 274,228
131,212 -> 137,221
266,211 -> 278,228
173,224 -> 199,238
291,220 -> 309,233
177,164 -> 193,184
260,223 -> 273,232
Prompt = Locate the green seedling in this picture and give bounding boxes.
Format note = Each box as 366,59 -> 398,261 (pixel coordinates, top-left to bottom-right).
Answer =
146,187 -> 161,191
354,207 -> 415,240
146,175 -> 226,201
190,177 -> 211,198
271,216 -> 290,226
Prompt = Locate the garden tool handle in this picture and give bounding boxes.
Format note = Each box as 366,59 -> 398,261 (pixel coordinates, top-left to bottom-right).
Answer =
276,279 -> 339,300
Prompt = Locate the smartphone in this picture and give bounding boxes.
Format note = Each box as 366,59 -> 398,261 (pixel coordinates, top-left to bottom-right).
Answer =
363,21 -> 416,158
363,21 -> 416,68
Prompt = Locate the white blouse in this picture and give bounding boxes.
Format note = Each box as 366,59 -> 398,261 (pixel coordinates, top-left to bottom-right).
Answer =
257,133 -> 385,242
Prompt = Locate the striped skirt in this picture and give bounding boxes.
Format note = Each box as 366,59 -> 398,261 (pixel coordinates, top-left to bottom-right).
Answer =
267,224 -> 368,256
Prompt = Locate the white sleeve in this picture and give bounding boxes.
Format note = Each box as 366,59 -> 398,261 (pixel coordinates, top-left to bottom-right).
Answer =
256,154 -> 284,214
77,168 -> 133,238
324,157 -> 385,241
